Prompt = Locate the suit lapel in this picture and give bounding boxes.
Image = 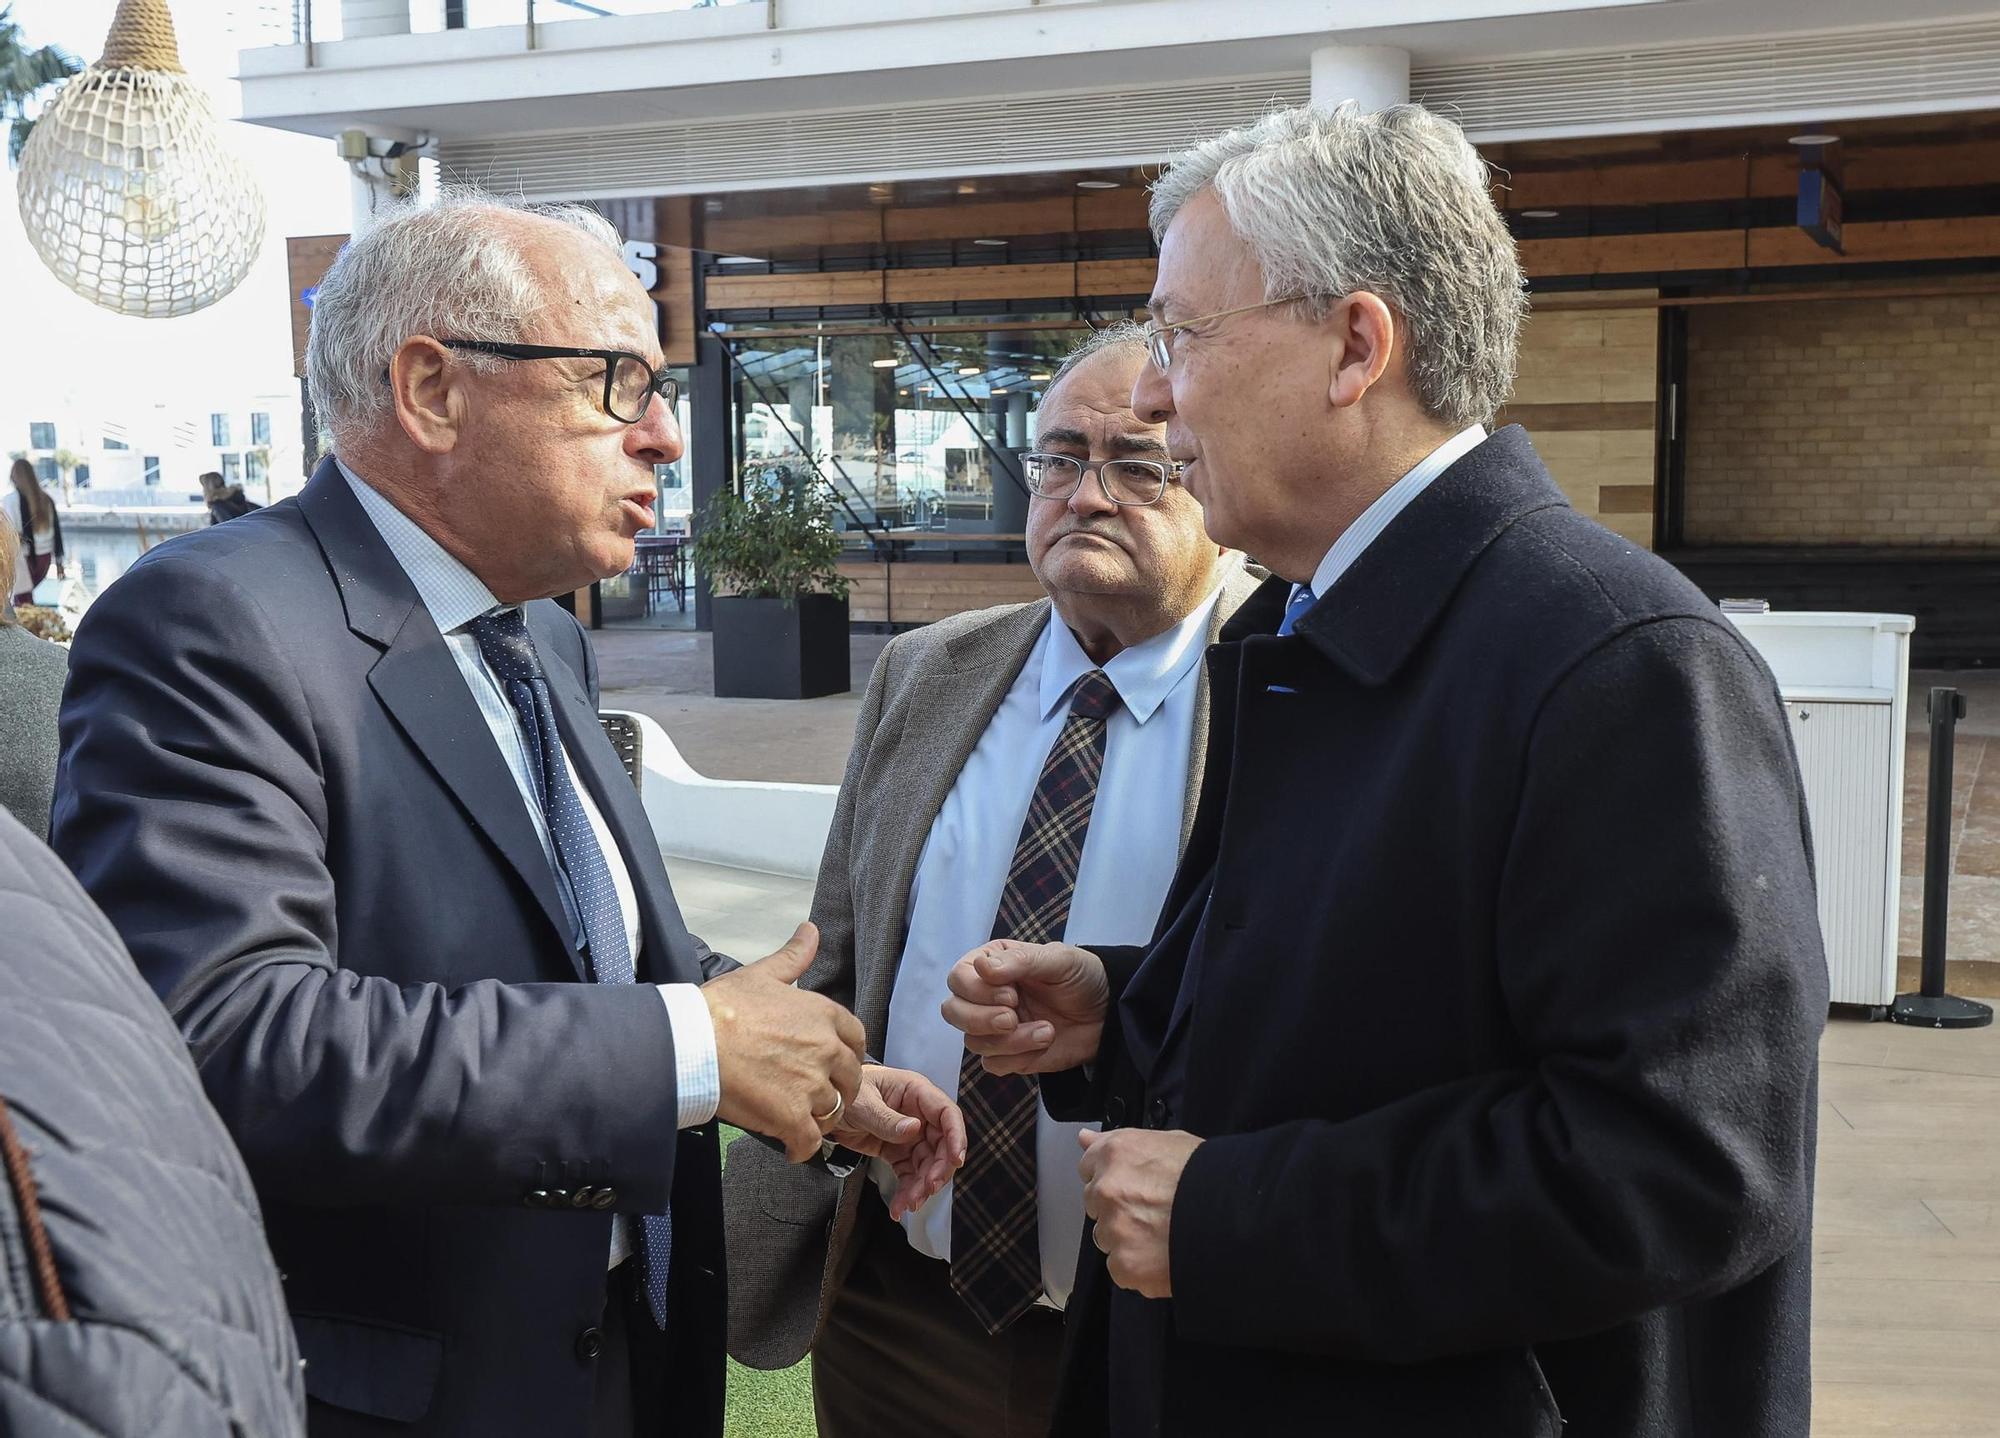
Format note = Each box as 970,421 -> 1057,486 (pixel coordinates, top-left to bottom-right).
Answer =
852,603 -> 1051,1043
366,601 -> 583,975
300,459 -> 582,977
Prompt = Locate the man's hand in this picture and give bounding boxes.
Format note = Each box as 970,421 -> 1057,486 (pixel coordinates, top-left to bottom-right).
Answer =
828,1065 -> 967,1220
1078,1128 -> 1201,1300
940,939 -> 1109,1076
704,923 -> 865,1161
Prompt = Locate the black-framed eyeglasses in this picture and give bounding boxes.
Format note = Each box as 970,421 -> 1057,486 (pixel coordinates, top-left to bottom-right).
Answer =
1019,451 -> 1184,507
439,340 -> 679,424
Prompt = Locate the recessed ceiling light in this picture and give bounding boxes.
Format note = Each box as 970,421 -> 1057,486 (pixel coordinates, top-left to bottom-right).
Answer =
1520,209 -> 1560,219
1789,133 -> 1840,146
1076,179 -> 1120,190
899,388 -> 909,394
972,238 -> 1008,247
1029,372 -> 1051,381
992,388 -> 1009,394
870,358 -> 897,368
956,182 -> 978,195
957,366 -> 981,376
715,254 -> 761,265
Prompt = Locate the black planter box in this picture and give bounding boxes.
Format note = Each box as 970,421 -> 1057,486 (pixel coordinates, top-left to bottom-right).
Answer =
711,593 -> 851,699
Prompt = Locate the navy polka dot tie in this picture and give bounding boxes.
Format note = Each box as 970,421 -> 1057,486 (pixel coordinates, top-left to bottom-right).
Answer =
466,608 -> 674,1330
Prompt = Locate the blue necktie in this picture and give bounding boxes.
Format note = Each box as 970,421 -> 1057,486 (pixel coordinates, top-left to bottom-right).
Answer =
465,608 -> 674,1330
1278,583 -> 1317,637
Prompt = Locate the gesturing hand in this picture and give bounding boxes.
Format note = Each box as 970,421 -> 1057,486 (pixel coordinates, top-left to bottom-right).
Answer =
704,922 -> 865,1161
827,1065 -> 967,1219
941,939 -> 1110,1077
1079,1127 -> 1201,1300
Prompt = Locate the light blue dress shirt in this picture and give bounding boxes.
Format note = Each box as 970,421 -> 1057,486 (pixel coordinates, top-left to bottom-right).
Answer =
877,581 -> 1225,1309
1293,424 -> 1488,609
340,461 -> 718,1266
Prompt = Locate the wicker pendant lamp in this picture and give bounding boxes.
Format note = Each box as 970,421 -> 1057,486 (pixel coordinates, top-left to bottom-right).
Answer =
16,0 -> 266,318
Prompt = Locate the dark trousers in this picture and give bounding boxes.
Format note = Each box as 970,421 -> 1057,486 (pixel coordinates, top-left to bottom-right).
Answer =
589,1260 -> 670,1438
813,1197 -> 1066,1438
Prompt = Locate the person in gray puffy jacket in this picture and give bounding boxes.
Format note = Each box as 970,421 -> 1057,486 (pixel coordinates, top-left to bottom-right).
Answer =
0,807 -> 305,1437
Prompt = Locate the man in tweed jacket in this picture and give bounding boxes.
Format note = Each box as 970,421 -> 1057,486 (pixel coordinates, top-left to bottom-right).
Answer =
724,326 -> 1257,1438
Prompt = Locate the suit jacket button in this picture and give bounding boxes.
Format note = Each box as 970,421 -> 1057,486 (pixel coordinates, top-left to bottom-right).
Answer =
525,1190 -> 550,1209
1147,1098 -> 1169,1129
570,1186 -> 596,1209
574,1326 -> 603,1362
548,1190 -> 571,1207
1104,1097 -> 1126,1129
592,1188 -> 618,1210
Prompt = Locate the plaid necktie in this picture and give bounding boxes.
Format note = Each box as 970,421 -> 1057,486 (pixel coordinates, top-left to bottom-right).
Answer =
950,667 -> 1122,1334
465,609 -> 674,1330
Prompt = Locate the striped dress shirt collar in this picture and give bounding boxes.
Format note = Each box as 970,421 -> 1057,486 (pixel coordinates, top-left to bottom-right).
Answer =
1298,424 -> 1488,606
335,457 -> 508,632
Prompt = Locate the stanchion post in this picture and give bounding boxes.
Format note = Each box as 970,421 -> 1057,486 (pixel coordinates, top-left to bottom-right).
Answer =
1890,687 -> 1994,1028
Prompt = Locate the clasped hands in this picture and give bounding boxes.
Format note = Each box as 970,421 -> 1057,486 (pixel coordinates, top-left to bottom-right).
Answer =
702,922 -> 965,1219
940,939 -> 1201,1300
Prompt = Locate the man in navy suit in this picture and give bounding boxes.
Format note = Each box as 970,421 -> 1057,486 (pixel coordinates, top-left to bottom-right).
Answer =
53,192 -> 959,1438
946,103 -> 1827,1437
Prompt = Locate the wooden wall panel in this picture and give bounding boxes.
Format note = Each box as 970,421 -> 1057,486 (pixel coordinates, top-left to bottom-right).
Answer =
839,559 -> 1045,625
287,233 -> 348,378
884,262 -> 1076,303
1746,215 -> 2000,268
884,196 -> 1075,242
1077,257 -> 1157,297
1503,138 -> 2000,211
703,210 -> 884,253
1075,187 -> 1151,232
653,243 -> 698,367
1519,230 -> 1747,277
702,190 -> 1157,258
704,270 -> 887,309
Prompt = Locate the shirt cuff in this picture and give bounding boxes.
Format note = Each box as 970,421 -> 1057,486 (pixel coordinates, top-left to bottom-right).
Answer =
658,983 -> 720,1128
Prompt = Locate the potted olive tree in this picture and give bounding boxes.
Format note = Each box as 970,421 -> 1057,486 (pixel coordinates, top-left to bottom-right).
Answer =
689,477 -> 852,699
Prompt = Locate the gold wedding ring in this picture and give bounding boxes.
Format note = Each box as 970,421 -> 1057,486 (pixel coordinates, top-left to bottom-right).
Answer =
812,1094 -> 845,1126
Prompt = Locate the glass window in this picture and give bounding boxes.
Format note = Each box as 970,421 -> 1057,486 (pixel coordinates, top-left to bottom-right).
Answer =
221,453 -> 242,483
103,435 -> 128,450
211,413 -> 232,447
142,455 -> 161,484
28,421 -> 55,449
34,458 -> 56,484
251,411 -> 272,445
74,463 -> 90,486
723,320 -> 1080,537
245,450 -> 268,485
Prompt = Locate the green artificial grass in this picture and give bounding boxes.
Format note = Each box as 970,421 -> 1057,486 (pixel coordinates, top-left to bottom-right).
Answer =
719,1124 -> 818,1435
727,1356 -> 816,1437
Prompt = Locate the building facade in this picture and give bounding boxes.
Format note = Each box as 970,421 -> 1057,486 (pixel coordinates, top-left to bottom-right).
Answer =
244,0 -> 2000,658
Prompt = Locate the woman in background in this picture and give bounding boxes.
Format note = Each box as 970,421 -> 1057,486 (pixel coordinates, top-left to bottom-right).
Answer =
4,458 -> 63,606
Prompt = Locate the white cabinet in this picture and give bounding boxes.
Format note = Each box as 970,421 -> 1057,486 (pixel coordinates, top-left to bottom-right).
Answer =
1725,613 -> 1914,1009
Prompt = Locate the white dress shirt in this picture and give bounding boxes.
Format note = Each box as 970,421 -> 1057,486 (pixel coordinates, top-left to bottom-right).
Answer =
876,585 -> 1224,1308
1295,425 -> 1488,606
340,462 -> 717,1266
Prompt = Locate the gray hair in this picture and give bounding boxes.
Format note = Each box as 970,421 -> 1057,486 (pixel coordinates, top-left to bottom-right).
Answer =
1043,320 -> 1148,396
1149,103 -> 1526,429
305,187 -> 623,436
